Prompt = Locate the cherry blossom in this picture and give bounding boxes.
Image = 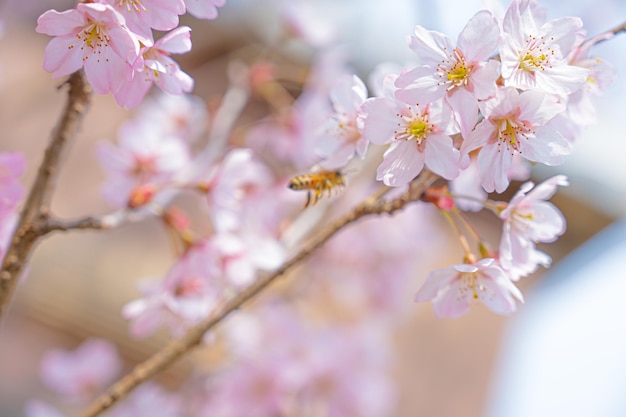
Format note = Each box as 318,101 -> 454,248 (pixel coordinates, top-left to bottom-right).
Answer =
202,148 -> 276,233
134,92 -> 208,142
395,10 -> 501,138
360,95 -> 462,186
122,244 -> 220,338
113,26 -> 194,109
499,175 -> 568,279
198,302 -> 395,417
499,0 -> 589,96
316,74 -> 369,170
96,120 -> 190,207
39,338 -> 121,402
36,3 -> 139,95
415,258 -> 524,318
461,86 -> 569,193
246,91 -> 333,170
99,0 -> 185,42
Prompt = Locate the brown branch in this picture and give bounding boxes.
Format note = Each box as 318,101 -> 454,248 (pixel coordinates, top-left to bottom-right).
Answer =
0,71 -> 92,322
77,169 -> 440,417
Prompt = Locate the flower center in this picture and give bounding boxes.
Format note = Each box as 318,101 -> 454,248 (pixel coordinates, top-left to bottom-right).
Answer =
79,23 -> 109,50
518,35 -> 555,72
494,117 -> 534,154
458,272 -> 480,300
394,106 -> 433,145
437,48 -> 471,91
116,0 -> 148,13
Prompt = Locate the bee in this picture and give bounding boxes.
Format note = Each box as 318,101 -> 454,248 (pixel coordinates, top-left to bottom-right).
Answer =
288,170 -> 346,207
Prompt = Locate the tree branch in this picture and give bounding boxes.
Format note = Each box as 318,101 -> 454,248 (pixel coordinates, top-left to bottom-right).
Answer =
0,71 -> 92,322
76,169 -> 439,417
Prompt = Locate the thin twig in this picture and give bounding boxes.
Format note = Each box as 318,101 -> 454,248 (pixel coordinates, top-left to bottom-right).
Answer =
76,169 -> 439,417
0,71 -> 92,323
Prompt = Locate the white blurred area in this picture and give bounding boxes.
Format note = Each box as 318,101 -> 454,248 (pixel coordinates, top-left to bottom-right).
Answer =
486,216 -> 626,417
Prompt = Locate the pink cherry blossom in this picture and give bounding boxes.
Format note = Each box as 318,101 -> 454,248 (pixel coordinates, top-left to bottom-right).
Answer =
36,3 -> 139,95
212,231 -> 285,288
395,10 -> 501,138
99,0 -> 185,41
203,148 -> 276,232
461,86 -> 569,193
499,175 -> 568,279
199,302 -> 395,417
415,258 -> 523,318
317,74 -> 369,170
246,91 -> 333,170
113,26 -> 194,109
184,0 -> 226,20
122,243 -> 220,338
135,92 -> 208,142
96,120 -> 190,207
499,0 -> 589,96
360,95 -> 462,186
39,338 -> 121,402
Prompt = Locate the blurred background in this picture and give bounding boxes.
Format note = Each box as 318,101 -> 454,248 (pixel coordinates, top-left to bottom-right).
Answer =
0,0 -> 625,416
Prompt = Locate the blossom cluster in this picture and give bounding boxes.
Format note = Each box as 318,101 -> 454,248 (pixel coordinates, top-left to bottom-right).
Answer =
35,0 -> 226,108
247,0 -> 609,318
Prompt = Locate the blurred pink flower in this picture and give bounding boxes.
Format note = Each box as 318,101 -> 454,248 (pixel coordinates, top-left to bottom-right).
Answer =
96,120 -> 190,207
317,74 -> 369,170
135,92 -> 208,142
415,258 -> 524,318
122,242 -> 220,338
200,302 -> 395,417
113,26 -> 194,109
204,148 -> 276,232
36,3 -> 139,95
39,338 -> 121,402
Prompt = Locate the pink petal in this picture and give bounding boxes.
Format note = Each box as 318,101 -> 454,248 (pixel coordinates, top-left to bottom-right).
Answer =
359,98 -> 401,145
42,36 -> 84,78
376,141 -> 423,186
414,267 -> 457,302
408,25 -> 454,66
394,65 -> 444,104
446,88 -> 478,140
477,142 -> 512,193
457,10 -> 499,62
424,133 -> 460,180
36,9 -> 85,36
155,26 -> 192,54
